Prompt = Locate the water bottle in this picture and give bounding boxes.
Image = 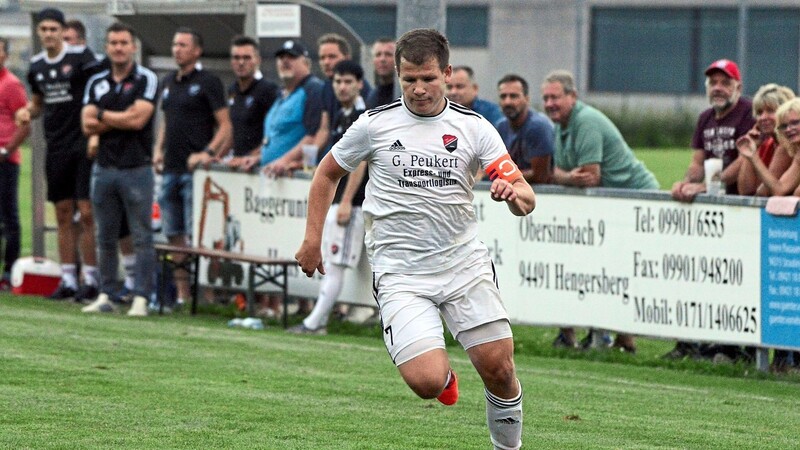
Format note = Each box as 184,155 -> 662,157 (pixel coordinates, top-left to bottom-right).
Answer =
241,317 -> 264,330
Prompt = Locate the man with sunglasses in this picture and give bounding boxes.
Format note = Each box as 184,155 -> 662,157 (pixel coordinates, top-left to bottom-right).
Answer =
671,59 -> 756,202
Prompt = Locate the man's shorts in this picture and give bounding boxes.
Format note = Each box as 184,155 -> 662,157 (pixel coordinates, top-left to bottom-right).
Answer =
322,204 -> 364,268
374,247 -> 510,366
46,146 -> 93,203
158,172 -> 193,238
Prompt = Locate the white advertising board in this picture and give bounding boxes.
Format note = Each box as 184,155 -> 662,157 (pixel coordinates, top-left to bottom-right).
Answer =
192,169 -> 792,348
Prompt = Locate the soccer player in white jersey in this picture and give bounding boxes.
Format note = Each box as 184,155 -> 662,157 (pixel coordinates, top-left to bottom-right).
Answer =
296,29 -> 535,450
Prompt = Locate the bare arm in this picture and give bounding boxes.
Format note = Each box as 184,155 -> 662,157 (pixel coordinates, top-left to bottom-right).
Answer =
295,153 -> 349,276
153,120 -> 166,172
336,160 -> 368,225
208,107 -> 232,156
736,135 -> 800,196
756,146 -> 793,196
683,149 -> 705,182
671,149 -> 706,202
14,94 -> 43,126
552,163 -> 600,187
720,156 -> 742,186
81,104 -> 112,136
490,175 -> 536,216
267,112 -> 331,176
3,119 -> 29,152
98,100 -> 155,131
524,155 -> 552,184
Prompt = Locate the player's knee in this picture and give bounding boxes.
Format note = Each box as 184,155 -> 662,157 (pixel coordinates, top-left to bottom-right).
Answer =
404,371 -> 448,399
481,358 -> 516,388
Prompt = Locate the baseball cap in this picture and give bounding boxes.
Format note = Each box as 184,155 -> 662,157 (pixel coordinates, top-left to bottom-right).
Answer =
704,59 -> 741,81
36,7 -> 66,26
274,39 -> 309,58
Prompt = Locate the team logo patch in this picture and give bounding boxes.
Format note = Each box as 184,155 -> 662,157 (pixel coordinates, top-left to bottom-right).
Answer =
162,87 -> 170,100
442,134 -> 458,152
61,64 -> 72,76
122,82 -> 134,93
331,244 -> 339,255
189,84 -> 201,96
49,69 -> 57,79
245,96 -> 254,108
93,80 -> 110,100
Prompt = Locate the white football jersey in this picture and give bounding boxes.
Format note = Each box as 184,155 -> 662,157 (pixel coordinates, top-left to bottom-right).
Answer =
331,97 -> 509,274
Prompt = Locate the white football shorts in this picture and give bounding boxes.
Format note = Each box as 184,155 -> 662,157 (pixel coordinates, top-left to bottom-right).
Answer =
322,204 -> 365,268
374,247 -> 511,366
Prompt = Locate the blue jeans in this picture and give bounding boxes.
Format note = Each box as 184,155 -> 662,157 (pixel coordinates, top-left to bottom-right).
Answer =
91,164 -> 155,298
159,172 -> 193,238
0,162 -> 20,276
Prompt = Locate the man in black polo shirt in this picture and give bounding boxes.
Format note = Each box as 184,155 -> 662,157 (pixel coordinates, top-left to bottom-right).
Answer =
153,27 -> 231,308
16,8 -> 103,301
79,22 -> 158,316
226,35 -> 278,169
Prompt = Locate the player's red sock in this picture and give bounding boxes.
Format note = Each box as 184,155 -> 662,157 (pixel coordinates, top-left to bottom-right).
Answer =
437,369 -> 459,405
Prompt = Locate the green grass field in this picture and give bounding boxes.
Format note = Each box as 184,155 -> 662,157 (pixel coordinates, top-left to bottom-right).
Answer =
1,296 -> 798,449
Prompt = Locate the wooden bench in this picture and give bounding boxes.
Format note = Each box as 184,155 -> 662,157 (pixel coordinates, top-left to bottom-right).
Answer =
153,243 -> 298,327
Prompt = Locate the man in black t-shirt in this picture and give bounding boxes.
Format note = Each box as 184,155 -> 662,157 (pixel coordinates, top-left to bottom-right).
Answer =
79,22 -> 158,316
225,35 -> 278,169
153,27 -> 231,307
17,8 -> 103,301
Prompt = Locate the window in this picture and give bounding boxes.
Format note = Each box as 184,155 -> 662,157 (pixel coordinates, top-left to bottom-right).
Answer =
591,7 -> 741,94
321,5 -> 396,46
746,9 -> 800,95
446,6 -> 489,47
319,4 -> 489,48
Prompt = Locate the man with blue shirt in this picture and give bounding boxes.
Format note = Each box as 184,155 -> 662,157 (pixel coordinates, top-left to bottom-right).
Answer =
241,39 -> 325,175
447,66 -> 503,128
496,74 -> 554,184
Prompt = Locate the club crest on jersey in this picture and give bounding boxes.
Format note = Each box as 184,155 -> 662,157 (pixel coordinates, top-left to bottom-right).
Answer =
189,84 -> 201,96
49,69 -> 57,79
162,87 -> 170,100
442,134 -> 458,152
245,96 -> 254,108
61,64 -> 72,76
93,80 -> 110,99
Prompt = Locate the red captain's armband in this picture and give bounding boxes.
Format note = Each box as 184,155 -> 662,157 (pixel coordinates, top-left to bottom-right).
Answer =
485,154 -> 522,182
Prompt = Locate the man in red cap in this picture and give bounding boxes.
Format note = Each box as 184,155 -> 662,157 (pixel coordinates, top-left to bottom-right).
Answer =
666,59 -> 756,362
671,59 -> 755,202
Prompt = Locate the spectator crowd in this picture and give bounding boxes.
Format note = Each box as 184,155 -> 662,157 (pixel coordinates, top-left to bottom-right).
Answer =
1,8 -> 797,373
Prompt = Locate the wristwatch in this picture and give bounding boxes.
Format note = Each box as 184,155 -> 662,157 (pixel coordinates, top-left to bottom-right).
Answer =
97,108 -> 105,122
204,147 -> 215,157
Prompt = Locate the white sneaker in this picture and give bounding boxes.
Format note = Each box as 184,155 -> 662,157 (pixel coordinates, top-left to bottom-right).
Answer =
344,306 -> 378,324
81,293 -> 115,313
127,295 -> 149,317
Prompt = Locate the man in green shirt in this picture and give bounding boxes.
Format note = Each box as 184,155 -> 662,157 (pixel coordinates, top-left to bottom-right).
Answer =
540,69 -> 658,352
542,70 -> 658,190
